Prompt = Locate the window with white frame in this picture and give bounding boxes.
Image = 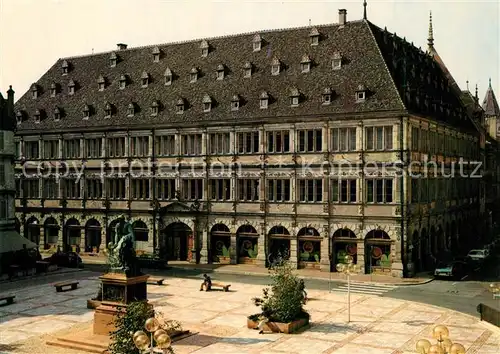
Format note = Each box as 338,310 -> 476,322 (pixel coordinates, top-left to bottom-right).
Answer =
267,130 -> 290,153
62,178 -> 81,199
366,179 -> 393,203
107,178 -> 126,199
86,179 -> 103,199
64,139 -> 81,159
107,137 -> 126,157
156,179 -> 175,200
85,138 -> 102,158
237,131 -> 259,154
244,62 -> 252,78
130,136 -> 149,157
298,179 -> 323,202
155,135 -> 176,156
209,179 -> 231,201
25,141 -> 39,159
331,178 -> 357,202
209,132 -> 230,154
365,126 -> 393,150
119,75 -> 127,89
43,140 -> 59,159
131,179 -> 150,200
297,129 -> 322,152
238,179 -> 259,201
164,68 -> 173,85
181,134 -> 202,155
182,179 -> 203,200
253,34 -> 262,51
268,179 -> 290,202
331,127 -> 356,152
104,103 -> 113,117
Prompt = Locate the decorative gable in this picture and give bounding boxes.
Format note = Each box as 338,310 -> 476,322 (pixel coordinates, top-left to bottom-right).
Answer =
309,27 -> 320,46
200,40 -> 209,57
252,34 -> 262,51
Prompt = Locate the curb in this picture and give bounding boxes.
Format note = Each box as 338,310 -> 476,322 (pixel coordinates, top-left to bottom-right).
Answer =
166,265 -> 435,286
0,268 -> 84,285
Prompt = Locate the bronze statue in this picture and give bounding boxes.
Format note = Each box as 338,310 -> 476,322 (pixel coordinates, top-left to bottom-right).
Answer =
106,215 -> 140,276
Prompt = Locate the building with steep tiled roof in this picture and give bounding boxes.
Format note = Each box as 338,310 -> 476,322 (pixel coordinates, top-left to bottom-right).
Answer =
483,79 -> 500,139
14,8 -> 484,277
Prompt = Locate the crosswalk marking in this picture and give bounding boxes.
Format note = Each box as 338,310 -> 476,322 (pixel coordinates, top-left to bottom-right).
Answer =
331,281 -> 398,295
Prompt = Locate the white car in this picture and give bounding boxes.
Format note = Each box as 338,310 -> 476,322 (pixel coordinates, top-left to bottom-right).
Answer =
467,249 -> 489,261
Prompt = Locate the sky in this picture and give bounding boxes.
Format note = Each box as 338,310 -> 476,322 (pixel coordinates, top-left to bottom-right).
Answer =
0,0 -> 499,103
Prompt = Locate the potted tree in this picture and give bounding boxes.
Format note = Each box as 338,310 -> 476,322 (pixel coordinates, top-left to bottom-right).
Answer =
247,257 -> 309,333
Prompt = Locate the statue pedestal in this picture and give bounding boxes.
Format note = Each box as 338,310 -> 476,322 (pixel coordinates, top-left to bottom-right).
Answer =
93,273 -> 150,335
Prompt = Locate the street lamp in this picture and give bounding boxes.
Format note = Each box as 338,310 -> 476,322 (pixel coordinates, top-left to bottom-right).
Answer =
415,325 -> 466,354
336,254 -> 360,323
132,317 -> 172,353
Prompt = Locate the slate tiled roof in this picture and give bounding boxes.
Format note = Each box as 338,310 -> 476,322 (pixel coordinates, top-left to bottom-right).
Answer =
14,18 -> 472,134
482,80 -> 500,117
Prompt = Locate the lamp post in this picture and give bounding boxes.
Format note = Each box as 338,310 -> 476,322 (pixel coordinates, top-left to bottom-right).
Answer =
132,317 -> 172,353
336,254 -> 360,323
415,325 -> 466,354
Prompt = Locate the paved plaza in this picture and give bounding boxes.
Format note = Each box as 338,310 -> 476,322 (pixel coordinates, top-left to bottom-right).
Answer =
0,272 -> 499,353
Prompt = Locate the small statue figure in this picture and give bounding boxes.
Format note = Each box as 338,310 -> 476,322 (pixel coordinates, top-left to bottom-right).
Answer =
107,215 -> 140,276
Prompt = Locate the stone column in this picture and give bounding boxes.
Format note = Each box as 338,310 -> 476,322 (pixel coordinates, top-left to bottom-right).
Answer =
199,230 -> 208,264
391,238 -> 403,278
230,233 -> 237,265
79,227 -> 85,252
39,226 -> 45,249
289,237 -> 298,269
256,222 -> 266,267
357,240 -> 366,274
320,235 -> 330,272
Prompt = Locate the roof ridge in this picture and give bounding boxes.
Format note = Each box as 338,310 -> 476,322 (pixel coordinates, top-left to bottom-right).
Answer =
60,20 -> 364,61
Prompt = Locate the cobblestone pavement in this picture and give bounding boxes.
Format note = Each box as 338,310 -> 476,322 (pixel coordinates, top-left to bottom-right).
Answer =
0,273 -> 499,353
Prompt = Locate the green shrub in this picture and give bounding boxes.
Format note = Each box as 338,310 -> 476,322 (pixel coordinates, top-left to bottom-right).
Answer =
251,258 -> 308,323
109,301 -> 181,354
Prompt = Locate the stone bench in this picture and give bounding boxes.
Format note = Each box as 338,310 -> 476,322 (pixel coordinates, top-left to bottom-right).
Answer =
0,295 -> 15,306
209,282 -> 231,292
54,281 -> 79,292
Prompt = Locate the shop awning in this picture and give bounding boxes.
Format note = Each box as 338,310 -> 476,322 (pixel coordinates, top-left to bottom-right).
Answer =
0,230 -> 37,253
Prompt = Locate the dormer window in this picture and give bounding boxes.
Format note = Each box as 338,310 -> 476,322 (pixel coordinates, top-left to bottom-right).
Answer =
190,68 -> 198,83
50,82 -> 57,97
203,94 -> 212,112
260,91 -> 269,109
252,34 -> 262,52
141,71 -> 149,87
68,80 -> 76,95
31,84 -> 38,99
54,107 -> 61,121
151,101 -> 159,116
62,60 -> 69,75
309,27 -> 320,46
152,46 -> 160,62
109,52 -> 117,67
176,98 -> 185,114
231,95 -> 240,111
104,102 -> 112,118
332,52 -> 342,70
164,68 -> 172,86
216,64 -> 225,80
243,62 -> 252,78
83,105 -> 91,119
97,75 -> 106,91
355,85 -> 367,102
300,55 -> 311,73
127,103 -> 135,117
34,109 -> 41,124
119,75 -> 127,89
271,57 -> 280,76
290,88 -> 300,107
16,111 -> 23,125
200,40 -> 209,57
322,87 -> 332,105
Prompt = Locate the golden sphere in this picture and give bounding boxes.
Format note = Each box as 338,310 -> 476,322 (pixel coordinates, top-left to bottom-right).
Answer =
432,325 -> 449,340
344,255 -> 353,264
449,343 -> 466,354
336,263 -> 346,272
144,317 -> 160,333
133,333 -> 150,350
416,339 -> 431,353
155,334 -> 172,348
442,338 -> 453,350
133,330 -> 147,341
428,344 -> 445,354
153,329 -> 168,341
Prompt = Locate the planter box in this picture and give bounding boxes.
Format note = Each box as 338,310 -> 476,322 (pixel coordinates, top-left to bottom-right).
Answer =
372,267 -> 391,274
215,256 -> 231,264
87,299 -> 102,309
239,257 -> 257,265
247,316 -> 309,334
298,261 -> 321,270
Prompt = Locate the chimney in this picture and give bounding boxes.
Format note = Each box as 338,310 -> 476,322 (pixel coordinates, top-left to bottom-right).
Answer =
117,43 -> 128,50
339,9 -> 347,26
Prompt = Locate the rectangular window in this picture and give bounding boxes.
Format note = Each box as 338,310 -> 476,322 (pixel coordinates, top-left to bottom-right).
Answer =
107,137 -> 126,158
267,179 -> 291,202
331,128 -> 356,151
62,178 -> 81,199
365,126 -> 393,150
86,179 -> 103,199
42,178 -> 58,198
209,179 -> 231,201
267,131 -> 290,153
155,135 -> 176,156
181,134 -> 202,156
209,133 -> 230,155
298,179 -> 323,202
0,165 -> 4,186
107,178 -> 126,199
366,179 -> 393,203
131,179 -> 150,200
25,141 -> 40,159
331,179 -> 357,202
238,179 -> 260,201
130,136 -> 150,157
64,139 -> 81,159
85,138 -> 102,158
182,179 -> 203,200
0,197 -> 6,220
297,129 -> 322,152
156,179 -> 176,200
411,127 -> 419,150
411,178 -> 419,203
22,179 -> 39,198
43,140 -> 59,159
237,132 -> 259,154
15,142 -> 21,159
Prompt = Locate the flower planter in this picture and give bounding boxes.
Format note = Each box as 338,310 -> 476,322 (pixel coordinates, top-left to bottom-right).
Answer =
217,256 -> 231,264
247,316 -> 309,334
298,261 -> 321,270
238,257 -> 257,265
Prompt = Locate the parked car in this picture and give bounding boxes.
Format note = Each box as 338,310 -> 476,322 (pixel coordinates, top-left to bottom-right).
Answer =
434,261 -> 469,279
44,251 -> 83,268
467,249 -> 490,262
